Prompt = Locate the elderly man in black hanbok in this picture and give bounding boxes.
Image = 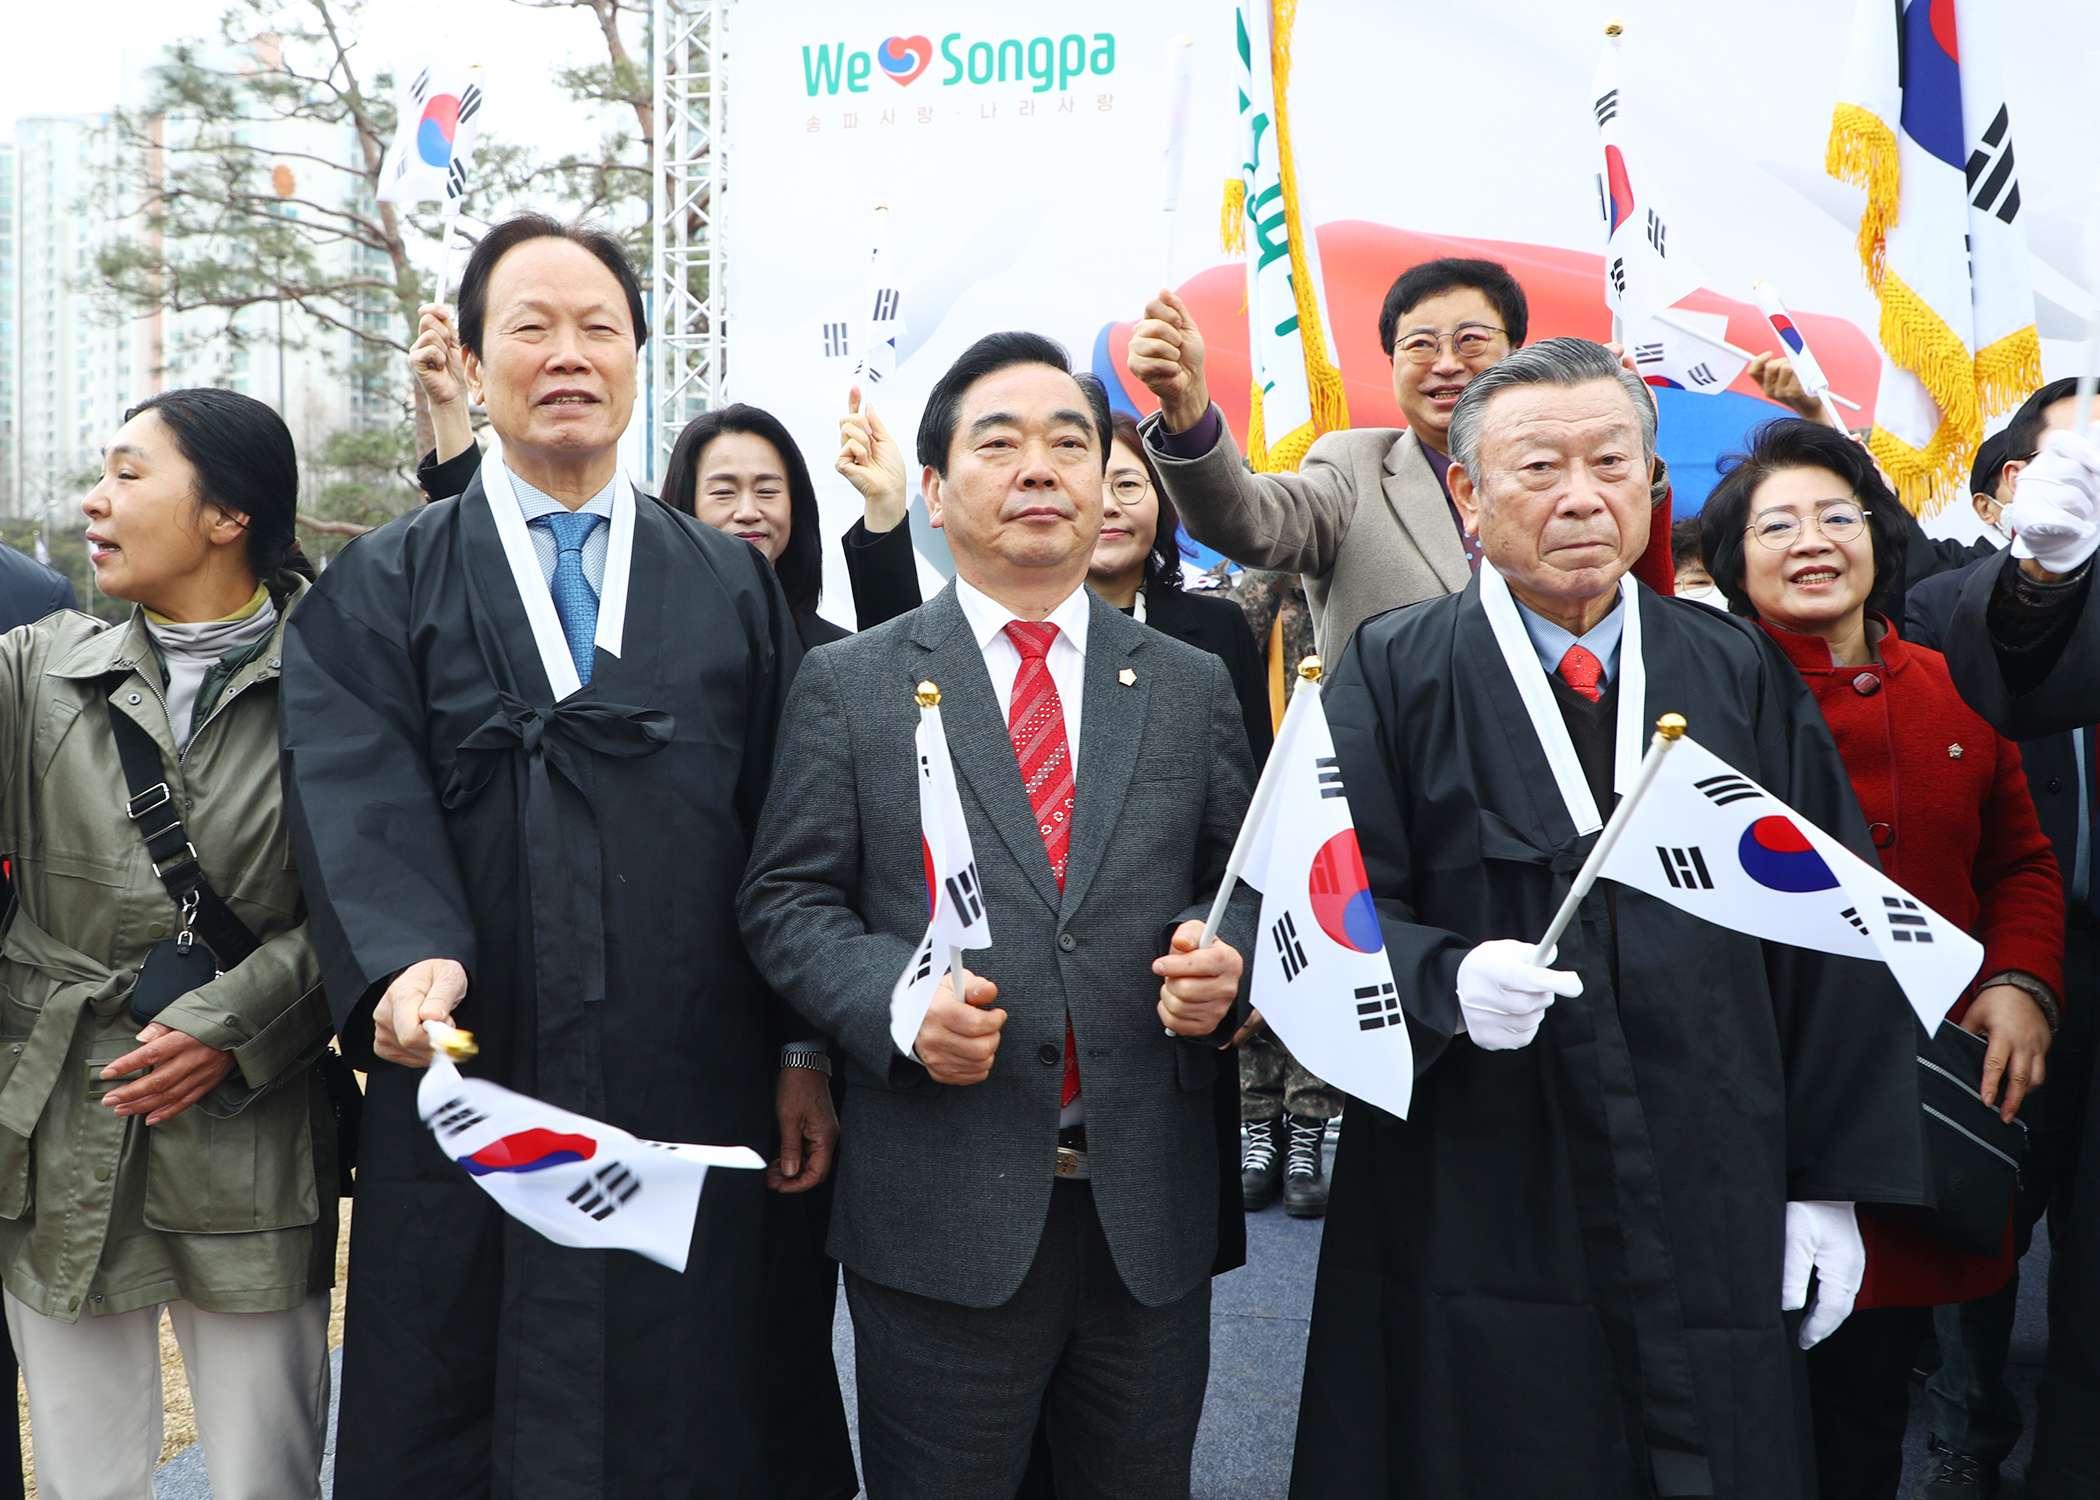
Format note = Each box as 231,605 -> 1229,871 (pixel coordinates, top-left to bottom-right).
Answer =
1287,339 -> 1923,1500
279,216 -> 852,1500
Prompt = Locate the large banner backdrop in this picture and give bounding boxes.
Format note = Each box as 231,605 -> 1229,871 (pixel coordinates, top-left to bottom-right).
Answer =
724,0 -> 2100,626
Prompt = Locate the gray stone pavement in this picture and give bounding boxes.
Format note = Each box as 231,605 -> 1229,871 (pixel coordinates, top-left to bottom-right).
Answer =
149,1143 -> 2049,1498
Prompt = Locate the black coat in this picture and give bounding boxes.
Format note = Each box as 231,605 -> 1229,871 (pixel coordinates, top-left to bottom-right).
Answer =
0,545 -> 75,632
1908,553 -> 2088,901
1946,550 -> 2100,737
282,476 -> 810,1499
1141,583 -> 1274,768
1291,579 -> 1923,1500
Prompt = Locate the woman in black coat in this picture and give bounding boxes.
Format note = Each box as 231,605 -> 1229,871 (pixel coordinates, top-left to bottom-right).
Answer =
1092,412 -> 1273,766
662,400 -> 922,650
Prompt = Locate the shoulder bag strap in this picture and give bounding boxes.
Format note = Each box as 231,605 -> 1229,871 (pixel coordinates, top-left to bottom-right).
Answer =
105,699 -> 261,969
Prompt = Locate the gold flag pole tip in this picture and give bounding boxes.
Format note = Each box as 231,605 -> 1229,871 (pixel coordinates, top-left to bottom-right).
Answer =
915,681 -> 941,708
1297,655 -> 1323,682
1656,713 -> 1687,741
1604,18 -> 1624,37
436,1026 -> 478,1061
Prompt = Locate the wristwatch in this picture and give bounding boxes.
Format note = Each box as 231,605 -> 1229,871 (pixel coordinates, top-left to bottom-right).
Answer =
1977,971 -> 2060,1034
780,1047 -> 833,1076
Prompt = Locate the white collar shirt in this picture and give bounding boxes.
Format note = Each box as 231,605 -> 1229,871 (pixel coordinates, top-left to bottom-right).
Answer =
505,466 -> 619,594
952,574 -> 1091,781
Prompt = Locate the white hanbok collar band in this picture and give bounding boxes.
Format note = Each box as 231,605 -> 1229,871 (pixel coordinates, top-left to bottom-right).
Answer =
480,450 -> 637,702
1477,563 -> 1646,837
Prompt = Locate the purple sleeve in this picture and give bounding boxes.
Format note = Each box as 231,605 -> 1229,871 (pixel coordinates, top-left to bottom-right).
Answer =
1152,405 -> 1225,461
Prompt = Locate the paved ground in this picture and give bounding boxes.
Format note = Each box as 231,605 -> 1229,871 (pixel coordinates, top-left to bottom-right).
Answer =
151,1143 -> 2051,1498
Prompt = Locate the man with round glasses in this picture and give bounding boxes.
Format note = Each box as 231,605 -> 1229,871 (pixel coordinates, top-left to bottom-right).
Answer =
1127,257 -> 1679,665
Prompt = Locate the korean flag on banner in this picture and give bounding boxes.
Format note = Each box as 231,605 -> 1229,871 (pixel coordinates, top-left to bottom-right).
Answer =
1596,734 -> 1982,1029
889,693 -> 992,1057
1236,679 -> 1412,1120
1626,308 -> 1750,396
1590,29 -> 1704,332
417,1055 -> 763,1272
377,61 -> 488,206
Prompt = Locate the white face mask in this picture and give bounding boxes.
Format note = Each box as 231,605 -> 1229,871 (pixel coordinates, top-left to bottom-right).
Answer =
1677,582 -> 1724,605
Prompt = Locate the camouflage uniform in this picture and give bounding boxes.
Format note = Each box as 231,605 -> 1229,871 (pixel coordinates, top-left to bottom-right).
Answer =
1212,566 -> 1344,1125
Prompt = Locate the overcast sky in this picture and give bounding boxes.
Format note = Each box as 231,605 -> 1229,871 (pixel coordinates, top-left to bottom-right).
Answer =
2,0 -> 613,154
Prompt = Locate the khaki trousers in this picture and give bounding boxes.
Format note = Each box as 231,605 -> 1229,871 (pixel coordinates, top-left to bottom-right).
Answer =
5,1288 -> 329,1500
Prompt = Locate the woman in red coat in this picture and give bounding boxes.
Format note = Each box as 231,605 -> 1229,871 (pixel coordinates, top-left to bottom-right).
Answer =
1701,418 -> 2063,1500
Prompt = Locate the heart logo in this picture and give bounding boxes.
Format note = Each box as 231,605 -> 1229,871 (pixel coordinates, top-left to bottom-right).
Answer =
878,34 -> 932,86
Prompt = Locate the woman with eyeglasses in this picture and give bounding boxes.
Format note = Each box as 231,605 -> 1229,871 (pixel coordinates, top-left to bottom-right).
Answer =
1700,418 -> 2063,1500
1090,414 -> 1271,764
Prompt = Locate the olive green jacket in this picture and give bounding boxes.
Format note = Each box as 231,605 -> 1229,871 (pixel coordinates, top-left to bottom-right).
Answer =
0,585 -> 336,1321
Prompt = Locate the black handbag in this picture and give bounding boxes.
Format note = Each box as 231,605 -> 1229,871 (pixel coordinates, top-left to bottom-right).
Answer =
108,701 -> 362,1196
1861,1021 -> 2027,1258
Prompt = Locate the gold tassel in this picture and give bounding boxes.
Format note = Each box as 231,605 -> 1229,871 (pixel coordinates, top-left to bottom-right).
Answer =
1221,178 -> 1246,257
1875,267 -> 1983,452
1975,325 -> 2044,418
1246,377 -> 1270,472
1868,420 -> 1971,518
1826,102 -> 1900,289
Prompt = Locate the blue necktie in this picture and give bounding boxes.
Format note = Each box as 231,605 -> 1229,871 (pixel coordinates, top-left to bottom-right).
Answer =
533,511 -> 605,685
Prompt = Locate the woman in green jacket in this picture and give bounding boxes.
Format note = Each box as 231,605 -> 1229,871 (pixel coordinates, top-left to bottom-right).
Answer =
0,388 -> 336,1500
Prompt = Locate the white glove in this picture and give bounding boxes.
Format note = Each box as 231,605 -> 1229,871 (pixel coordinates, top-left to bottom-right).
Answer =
1781,1200 -> 1864,1350
2006,427 -> 2100,574
1455,940 -> 1583,1051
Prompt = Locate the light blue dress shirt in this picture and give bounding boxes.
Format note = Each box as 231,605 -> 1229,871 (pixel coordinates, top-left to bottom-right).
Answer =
505,467 -> 618,596
1513,593 -> 1625,687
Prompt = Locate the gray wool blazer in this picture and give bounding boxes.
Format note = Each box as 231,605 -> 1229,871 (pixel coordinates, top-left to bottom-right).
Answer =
1139,411 -> 1471,667
737,583 -> 1259,1310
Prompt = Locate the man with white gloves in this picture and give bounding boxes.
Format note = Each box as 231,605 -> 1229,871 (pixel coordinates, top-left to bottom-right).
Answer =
1940,385 -> 2100,1497
1946,390 -> 2100,740
1453,940 -> 1582,1051
1287,338 -> 1922,1500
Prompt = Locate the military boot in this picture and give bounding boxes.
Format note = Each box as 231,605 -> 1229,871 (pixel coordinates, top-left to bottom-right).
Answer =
1282,1114 -> 1331,1218
1242,1116 -> 1282,1211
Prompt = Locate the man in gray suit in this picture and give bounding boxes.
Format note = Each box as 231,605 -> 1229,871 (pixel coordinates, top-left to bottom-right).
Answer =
739,330 -> 1257,1500
1128,258 -> 1678,664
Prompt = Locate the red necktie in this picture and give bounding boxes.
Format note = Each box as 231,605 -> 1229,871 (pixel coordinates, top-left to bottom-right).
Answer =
1003,621 -> 1080,1108
1557,644 -> 1605,703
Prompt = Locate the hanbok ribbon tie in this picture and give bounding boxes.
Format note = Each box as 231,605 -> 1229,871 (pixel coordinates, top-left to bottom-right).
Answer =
443,694 -> 674,1114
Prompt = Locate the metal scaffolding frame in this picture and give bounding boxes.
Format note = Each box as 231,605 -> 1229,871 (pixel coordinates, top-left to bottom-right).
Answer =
648,0 -> 727,487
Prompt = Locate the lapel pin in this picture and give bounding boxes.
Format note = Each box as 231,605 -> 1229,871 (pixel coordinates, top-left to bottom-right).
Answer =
1119,668 -> 1137,687
1947,743 -> 1963,759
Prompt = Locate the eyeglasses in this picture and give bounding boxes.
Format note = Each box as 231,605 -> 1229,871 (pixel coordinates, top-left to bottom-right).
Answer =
1107,473 -> 1152,503
1746,502 -> 1870,550
1395,327 -> 1505,364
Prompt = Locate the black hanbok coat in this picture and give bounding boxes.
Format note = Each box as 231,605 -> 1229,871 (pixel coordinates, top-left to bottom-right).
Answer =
280,475 -> 811,1500
1289,578 -> 1923,1500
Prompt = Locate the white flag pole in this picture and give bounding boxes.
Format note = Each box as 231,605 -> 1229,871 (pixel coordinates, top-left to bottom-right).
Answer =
1199,654 -> 1321,947
2077,165 -> 2100,438
1603,19 -> 1625,349
1161,34 -> 1195,284
1527,714 -> 1686,966
434,200 -> 464,309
